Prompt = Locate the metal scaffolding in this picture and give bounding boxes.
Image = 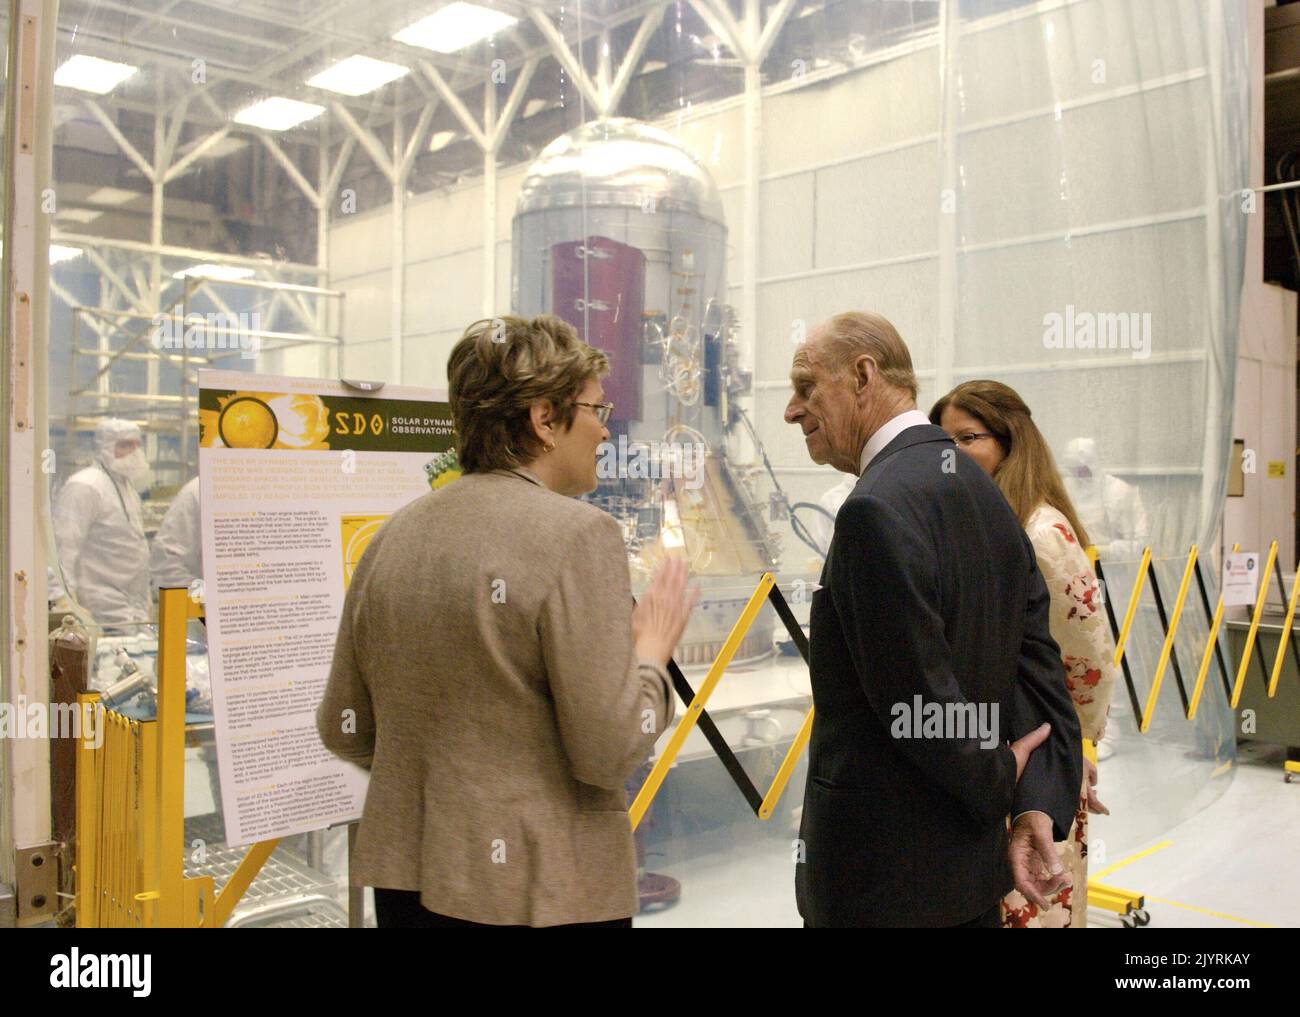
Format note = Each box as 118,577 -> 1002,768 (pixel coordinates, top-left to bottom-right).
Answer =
48,0 -> 813,462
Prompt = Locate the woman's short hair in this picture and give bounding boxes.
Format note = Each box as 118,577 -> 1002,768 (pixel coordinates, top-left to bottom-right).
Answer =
447,314 -> 608,472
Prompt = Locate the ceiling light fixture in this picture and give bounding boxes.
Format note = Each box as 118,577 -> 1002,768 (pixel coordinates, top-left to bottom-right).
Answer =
428,129 -> 460,152
54,55 -> 138,94
307,55 -> 411,96
49,245 -> 84,265
85,186 -> 143,206
393,3 -> 517,54
233,97 -> 325,132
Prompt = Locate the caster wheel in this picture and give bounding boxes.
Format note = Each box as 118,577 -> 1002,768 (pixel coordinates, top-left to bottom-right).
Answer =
1121,913 -> 1137,929
1286,774 -> 1294,784
1133,909 -> 1150,927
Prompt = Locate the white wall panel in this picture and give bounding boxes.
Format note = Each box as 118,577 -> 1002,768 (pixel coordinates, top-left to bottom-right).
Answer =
759,173 -> 815,278
403,249 -> 481,336
813,144 -> 938,267
762,48 -> 939,177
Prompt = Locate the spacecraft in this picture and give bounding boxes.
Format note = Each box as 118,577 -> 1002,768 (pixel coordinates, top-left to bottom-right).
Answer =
512,118 -> 781,664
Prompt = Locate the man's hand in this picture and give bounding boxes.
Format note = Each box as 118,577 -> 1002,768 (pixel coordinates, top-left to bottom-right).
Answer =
1008,812 -> 1070,909
1009,722 -> 1050,782
1084,756 -> 1108,815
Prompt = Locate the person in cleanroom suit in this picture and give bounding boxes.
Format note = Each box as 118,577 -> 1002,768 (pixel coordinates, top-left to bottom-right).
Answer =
151,476 -> 201,593
1060,437 -> 1150,559
53,418 -> 153,627
806,474 -> 856,558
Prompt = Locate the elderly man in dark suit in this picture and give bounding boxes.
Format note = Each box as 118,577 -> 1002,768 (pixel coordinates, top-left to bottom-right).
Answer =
785,310 -> 1082,928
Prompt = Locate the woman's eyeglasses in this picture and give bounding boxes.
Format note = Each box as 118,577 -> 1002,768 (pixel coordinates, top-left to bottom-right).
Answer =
952,431 -> 995,447
575,401 -> 615,425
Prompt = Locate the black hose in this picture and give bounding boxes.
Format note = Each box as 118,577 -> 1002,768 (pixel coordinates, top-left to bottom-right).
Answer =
731,404 -> 835,559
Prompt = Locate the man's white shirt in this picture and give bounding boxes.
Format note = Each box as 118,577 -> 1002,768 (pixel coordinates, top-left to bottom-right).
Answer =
858,409 -> 933,474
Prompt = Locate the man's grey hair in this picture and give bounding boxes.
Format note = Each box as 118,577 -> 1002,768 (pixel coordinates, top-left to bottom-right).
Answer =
817,311 -> 918,400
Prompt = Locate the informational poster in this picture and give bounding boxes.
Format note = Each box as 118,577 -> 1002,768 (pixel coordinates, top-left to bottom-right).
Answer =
1223,552 -> 1260,607
198,370 -> 458,846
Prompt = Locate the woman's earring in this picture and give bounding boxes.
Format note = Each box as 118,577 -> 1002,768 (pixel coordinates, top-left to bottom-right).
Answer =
544,442 -> 556,453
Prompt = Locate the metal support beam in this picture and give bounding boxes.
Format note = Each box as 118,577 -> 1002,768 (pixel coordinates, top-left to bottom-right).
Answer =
605,7 -> 666,114
52,233 -> 324,278
83,100 -> 154,181
147,76 -> 167,453
490,58 -> 539,150
82,247 -> 150,315
419,62 -> 488,149
688,0 -> 748,60
401,101 -> 438,176
736,0 -> 765,464
317,120 -> 332,378
163,125 -> 232,184
483,77 -> 498,318
258,132 -> 320,205
597,29 -> 612,103
330,101 -> 395,182
526,7 -> 605,114
391,111 -> 405,381
934,0 -> 960,398
755,0 -> 799,64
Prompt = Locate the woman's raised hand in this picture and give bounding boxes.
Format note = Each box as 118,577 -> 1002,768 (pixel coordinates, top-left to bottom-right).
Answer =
632,557 -> 700,667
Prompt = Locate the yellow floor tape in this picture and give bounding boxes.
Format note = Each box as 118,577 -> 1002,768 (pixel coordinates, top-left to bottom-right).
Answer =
1092,839 -> 1173,881
1091,840 -> 1273,927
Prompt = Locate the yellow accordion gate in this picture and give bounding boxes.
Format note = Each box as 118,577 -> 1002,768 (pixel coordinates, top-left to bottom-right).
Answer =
76,541 -> 1296,927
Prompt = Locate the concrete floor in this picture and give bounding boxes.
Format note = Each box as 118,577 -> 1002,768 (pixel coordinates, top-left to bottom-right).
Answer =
185,741 -> 1299,928
637,740 -> 1299,928
1086,741 -> 1298,929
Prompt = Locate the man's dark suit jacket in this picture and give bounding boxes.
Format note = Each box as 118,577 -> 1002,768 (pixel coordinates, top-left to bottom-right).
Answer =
795,423 -> 1082,927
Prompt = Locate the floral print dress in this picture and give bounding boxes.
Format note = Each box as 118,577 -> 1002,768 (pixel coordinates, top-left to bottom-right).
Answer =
1001,504 -> 1117,929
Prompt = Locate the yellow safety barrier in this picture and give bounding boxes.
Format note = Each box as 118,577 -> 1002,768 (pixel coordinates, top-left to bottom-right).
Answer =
1082,739 -> 1149,925
759,708 -> 813,821
75,703 -> 150,927
1268,567 -> 1300,699
1189,543 -> 1239,720
1141,547 -> 1197,732
1088,883 -> 1150,927
211,839 -> 280,929
1100,541 -> 1299,728
1113,547 -> 1152,669
155,587 -> 187,927
1231,540 -> 1277,708
629,573 -> 776,829
75,587 -> 282,927
74,540 -> 1292,924
634,535 -> 1300,920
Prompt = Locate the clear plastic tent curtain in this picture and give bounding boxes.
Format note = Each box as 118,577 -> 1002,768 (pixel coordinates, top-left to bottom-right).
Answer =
936,0 -> 1252,853
941,0 -> 1249,561
745,0 -> 1251,859
505,0 -> 1254,893
40,0 -> 1253,921
753,0 -> 1251,855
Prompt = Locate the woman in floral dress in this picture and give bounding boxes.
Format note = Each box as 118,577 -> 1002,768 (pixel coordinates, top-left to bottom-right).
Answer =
931,380 -> 1117,928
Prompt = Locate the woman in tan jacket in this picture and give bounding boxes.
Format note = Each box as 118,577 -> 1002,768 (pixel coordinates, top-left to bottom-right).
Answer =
318,314 -> 696,928
932,380 -> 1117,928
